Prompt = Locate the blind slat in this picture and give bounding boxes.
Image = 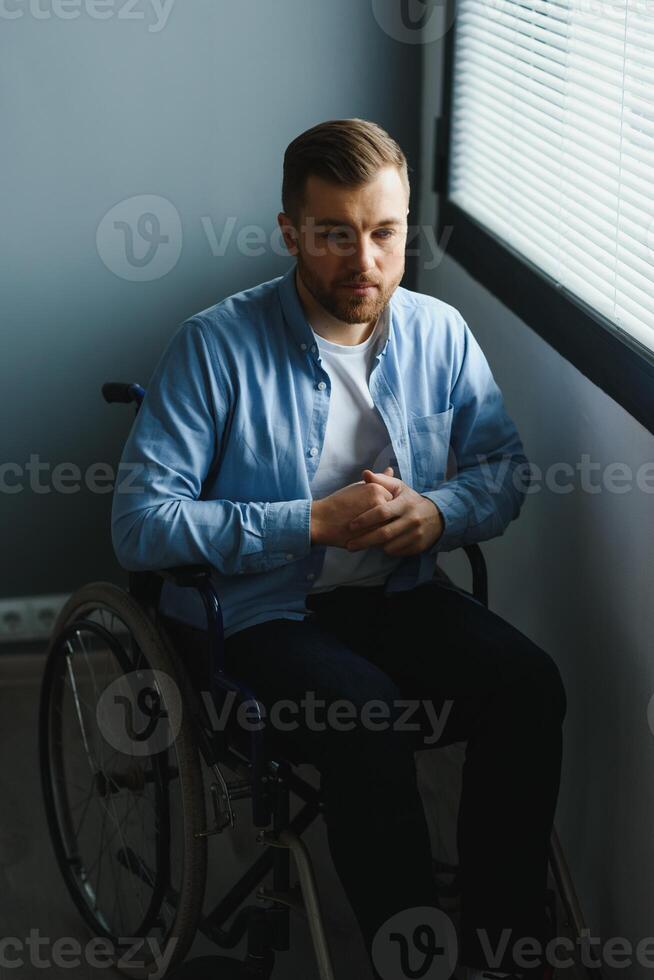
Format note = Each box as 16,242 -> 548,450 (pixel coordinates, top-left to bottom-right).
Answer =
449,0 -> 654,352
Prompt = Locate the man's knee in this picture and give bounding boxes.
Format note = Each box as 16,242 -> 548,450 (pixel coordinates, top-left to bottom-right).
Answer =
516,646 -> 567,723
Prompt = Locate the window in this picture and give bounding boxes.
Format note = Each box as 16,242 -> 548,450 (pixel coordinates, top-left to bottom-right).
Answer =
437,0 -> 654,434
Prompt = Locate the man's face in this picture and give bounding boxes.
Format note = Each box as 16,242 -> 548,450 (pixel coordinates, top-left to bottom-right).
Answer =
278,165 -> 409,325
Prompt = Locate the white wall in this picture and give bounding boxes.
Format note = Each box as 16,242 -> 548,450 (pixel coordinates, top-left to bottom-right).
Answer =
418,7 -> 654,975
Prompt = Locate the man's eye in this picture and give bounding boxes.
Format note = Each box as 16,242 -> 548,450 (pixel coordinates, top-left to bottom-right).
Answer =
320,229 -> 394,240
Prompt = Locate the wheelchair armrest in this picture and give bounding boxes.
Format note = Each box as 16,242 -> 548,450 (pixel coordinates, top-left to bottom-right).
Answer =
462,544 -> 488,608
131,561 -> 226,686
128,565 -> 213,609
155,564 -> 213,588
102,381 -> 145,407
434,544 -> 488,607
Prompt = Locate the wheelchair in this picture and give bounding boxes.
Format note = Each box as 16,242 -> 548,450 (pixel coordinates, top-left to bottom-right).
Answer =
38,380 -> 572,980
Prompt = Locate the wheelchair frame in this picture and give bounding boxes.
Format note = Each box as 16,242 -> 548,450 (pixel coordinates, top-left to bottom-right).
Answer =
89,381 -> 583,979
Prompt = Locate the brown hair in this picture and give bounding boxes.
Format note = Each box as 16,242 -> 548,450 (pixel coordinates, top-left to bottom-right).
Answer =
282,118 -> 411,225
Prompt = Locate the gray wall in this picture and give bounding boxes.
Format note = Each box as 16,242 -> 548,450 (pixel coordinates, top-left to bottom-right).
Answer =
1,0 -> 421,598
418,7 -> 654,976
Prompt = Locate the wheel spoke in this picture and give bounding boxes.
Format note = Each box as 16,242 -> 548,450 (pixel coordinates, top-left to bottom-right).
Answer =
72,781 -> 97,839
64,645 -> 99,776
76,627 -> 111,772
93,794 -> 109,911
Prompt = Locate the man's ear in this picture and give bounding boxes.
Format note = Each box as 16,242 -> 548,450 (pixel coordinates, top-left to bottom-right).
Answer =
278,212 -> 299,256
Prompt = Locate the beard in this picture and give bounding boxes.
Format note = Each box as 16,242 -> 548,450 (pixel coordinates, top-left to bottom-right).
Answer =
296,251 -> 403,325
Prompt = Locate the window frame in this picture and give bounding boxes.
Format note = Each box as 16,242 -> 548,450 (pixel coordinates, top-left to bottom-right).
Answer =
435,0 -> 654,436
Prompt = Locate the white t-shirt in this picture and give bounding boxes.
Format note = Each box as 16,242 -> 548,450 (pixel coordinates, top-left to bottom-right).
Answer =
308,306 -> 403,594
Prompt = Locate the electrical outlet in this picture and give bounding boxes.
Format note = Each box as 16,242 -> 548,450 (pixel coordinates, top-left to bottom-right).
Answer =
0,594 -> 70,643
0,599 -> 31,640
28,595 -> 69,638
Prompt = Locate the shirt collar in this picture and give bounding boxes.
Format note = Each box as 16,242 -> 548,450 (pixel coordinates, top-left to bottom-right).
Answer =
277,261 -> 392,358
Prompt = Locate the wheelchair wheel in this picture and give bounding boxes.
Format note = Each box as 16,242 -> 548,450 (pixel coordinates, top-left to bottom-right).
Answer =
39,581 -> 208,978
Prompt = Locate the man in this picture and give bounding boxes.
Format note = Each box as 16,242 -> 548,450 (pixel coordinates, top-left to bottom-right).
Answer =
112,118 -> 566,980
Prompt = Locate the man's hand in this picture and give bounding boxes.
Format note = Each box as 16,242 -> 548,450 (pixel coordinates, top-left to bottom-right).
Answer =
311,468 -> 396,548
344,468 -> 445,557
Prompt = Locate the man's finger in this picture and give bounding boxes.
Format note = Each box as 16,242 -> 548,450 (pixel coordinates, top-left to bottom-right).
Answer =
361,468 -> 401,491
346,514 -> 414,551
380,527 -> 421,556
348,496 -> 405,532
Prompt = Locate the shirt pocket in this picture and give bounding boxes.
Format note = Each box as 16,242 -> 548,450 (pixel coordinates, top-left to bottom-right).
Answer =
408,406 -> 454,491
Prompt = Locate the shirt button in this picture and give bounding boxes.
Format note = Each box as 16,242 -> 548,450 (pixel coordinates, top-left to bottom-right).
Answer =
309,447 -> 318,457
310,345 -> 317,352
300,343 -> 307,351
286,553 -> 294,560
306,572 -> 316,580
317,382 -> 326,390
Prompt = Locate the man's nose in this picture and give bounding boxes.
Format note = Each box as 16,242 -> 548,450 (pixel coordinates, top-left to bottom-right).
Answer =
348,237 -> 376,273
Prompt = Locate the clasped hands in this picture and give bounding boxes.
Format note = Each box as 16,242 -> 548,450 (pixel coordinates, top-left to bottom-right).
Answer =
310,467 -> 445,559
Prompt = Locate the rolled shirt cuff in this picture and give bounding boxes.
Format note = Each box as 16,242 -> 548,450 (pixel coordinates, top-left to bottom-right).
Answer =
421,487 -> 470,554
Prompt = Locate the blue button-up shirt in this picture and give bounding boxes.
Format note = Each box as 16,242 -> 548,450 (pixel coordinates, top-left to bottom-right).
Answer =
111,262 -> 529,638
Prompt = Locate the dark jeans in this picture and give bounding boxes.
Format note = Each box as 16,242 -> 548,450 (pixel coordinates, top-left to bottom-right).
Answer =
172,580 -> 566,976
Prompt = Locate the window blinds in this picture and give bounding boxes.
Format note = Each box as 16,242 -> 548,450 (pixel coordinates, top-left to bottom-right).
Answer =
448,0 -> 654,353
